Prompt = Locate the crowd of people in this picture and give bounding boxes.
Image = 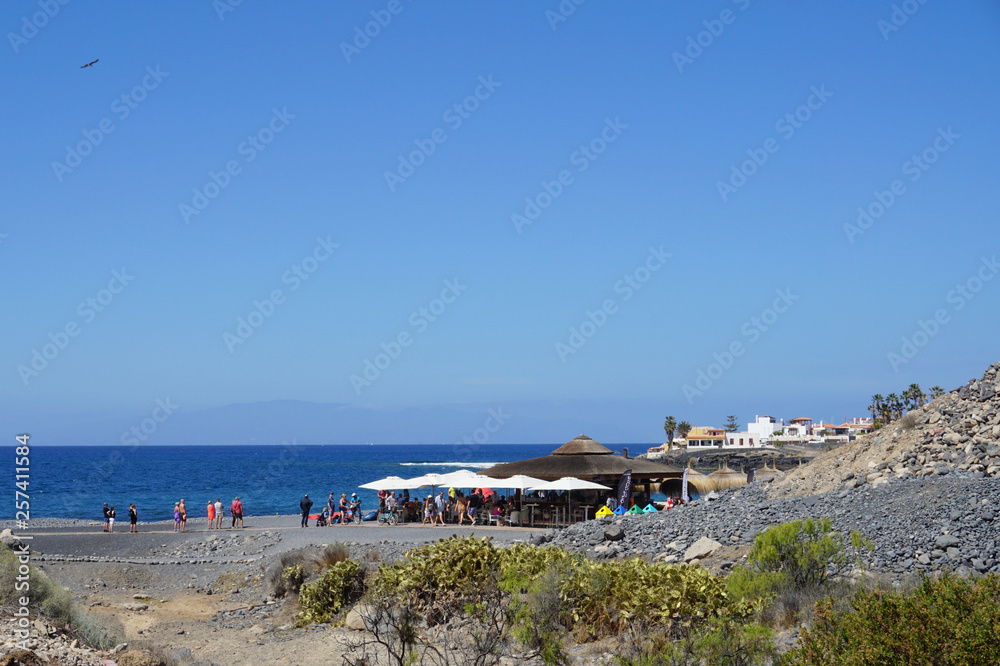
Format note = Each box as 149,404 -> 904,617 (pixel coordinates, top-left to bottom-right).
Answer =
378,488 -> 514,526
298,492 -> 364,526
101,497 -> 244,533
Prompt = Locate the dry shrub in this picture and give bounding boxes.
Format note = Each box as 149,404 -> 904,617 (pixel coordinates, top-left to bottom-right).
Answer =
900,410 -> 920,430
265,544 -> 350,597
317,543 -> 349,569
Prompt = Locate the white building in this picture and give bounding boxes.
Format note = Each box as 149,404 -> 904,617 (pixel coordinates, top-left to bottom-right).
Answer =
747,415 -> 781,441
722,416 -> 780,449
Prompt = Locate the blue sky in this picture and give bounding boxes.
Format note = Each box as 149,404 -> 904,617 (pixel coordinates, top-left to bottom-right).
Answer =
2,1 -> 999,444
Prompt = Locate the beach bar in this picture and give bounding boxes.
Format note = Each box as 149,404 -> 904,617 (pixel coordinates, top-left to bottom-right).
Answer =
481,434 -> 683,524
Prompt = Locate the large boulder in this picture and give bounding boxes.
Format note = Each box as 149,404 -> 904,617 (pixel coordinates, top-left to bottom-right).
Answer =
604,525 -> 625,542
683,537 -> 722,562
1,528 -> 26,550
345,604 -> 372,631
935,534 -> 961,549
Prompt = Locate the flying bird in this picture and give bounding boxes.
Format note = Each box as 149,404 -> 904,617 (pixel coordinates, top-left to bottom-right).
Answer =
80,59 -> 99,69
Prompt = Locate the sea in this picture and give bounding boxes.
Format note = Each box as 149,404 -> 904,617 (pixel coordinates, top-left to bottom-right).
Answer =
6,443 -> 657,522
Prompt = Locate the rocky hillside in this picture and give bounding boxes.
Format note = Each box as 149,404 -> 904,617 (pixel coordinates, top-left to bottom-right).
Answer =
544,360 -> 1000,581
769,361 -> 1000,498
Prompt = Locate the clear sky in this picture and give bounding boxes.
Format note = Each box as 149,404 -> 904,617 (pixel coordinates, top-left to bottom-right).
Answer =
2,1 -> 999,444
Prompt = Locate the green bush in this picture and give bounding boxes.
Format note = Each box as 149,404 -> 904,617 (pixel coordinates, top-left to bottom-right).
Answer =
296,559 -> 363,625
748,517 -> 845,588
282,565 -> 305,594
784,573 -> 1000,666
614,618 -> 775,666
374,535 -> 745,642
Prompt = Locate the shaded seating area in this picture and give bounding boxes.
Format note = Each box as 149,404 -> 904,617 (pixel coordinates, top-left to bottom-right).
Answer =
482,434 -> 684,522
356,434 -> 685,527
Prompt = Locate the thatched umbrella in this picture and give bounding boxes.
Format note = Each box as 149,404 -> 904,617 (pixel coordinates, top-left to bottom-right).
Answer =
706,459 -> 746,491
754,457 -> 785,482
483,434 -> 682,482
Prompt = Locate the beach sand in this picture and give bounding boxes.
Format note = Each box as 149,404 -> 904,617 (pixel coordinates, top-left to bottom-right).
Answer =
13,515 -> 544,665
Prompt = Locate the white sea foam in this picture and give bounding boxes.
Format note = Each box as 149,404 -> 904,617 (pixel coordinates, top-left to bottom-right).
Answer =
399,462 -> 500,468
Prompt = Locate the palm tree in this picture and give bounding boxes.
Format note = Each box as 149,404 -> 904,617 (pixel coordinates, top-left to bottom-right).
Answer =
888,393 -> 905,421
930,385 -> 946,398
678,421 -> 692,440
663,416 -> 677,450
902,386 -> 914,411
870,394 -> 884,426
908,383 -> 925,408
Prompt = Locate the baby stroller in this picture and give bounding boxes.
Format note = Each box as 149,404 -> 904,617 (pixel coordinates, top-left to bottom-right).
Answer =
315,508 -> 329,527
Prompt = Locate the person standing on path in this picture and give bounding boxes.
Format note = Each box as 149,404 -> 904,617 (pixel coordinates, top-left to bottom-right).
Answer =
173,503 -> 181,532
300,494 -> 313,527
339,493 -> 349,525
107,506 -> 116,533
207,500 -> 215,530
179,499 -> 187,532
128,504 -> 138,533
435,491 -> 446,526
422,495 -> 435,526
231,497 -> 243,528
102,503 -> 110,532
214,498 -> 225,530
326,493 -> 337,526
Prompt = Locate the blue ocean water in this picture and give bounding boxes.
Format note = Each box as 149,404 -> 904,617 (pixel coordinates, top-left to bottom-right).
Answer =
6,443 -> 649,522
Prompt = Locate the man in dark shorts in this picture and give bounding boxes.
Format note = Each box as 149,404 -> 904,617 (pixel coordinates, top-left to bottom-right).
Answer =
102,503 -> 110,532
326,493 -> 337,526
300,494 -> 313,527
231,497 -> 243,528
468,490 -> 482,524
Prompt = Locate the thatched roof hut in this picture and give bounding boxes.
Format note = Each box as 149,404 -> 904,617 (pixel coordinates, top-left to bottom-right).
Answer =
754,457 -> 784,482
482,434 -> 682,484
706,459 -> 747,491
